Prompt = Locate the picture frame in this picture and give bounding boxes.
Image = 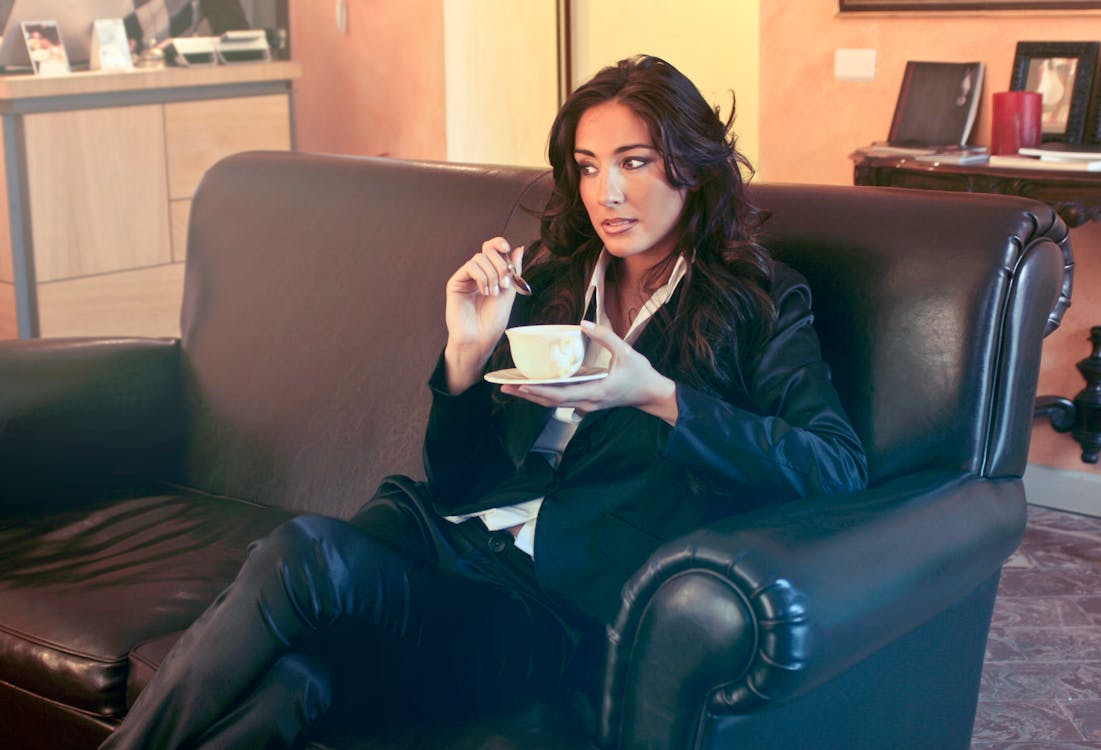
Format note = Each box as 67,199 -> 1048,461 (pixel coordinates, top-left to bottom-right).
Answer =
20,20 -> 70,77
90,18 -> 133,72
1010,41 -> 1099,143
840,1 -> 1101,10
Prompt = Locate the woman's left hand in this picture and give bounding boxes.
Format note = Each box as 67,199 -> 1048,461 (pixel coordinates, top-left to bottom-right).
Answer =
499,321 -> 680,425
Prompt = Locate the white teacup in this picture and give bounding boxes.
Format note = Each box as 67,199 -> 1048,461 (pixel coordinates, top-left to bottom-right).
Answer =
505,324 -> 585,380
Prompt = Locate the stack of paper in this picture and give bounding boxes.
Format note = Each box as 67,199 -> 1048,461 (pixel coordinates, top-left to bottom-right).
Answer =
852,144 -> 989,164
913,146 -> 989,165
989,154 -> 1101,172
1008,143 -> 1101,171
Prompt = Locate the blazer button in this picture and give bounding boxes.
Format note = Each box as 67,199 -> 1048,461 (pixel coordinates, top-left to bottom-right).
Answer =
488,532 -> 510,553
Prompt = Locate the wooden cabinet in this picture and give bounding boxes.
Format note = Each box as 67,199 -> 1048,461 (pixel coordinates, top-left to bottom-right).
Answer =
163,94 -> 291,262
0,62 -> 300,338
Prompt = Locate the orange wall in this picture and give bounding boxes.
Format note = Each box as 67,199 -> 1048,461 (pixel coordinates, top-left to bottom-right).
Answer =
289,0 -> 446,159
760,2 -> 1101,474
760,3 -> 1101,185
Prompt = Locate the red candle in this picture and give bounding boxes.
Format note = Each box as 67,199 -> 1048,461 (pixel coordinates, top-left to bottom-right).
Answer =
991,91 -> 1043,155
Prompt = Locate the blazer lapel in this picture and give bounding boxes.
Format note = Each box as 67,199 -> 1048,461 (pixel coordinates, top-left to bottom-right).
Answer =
500,398 -> 552,467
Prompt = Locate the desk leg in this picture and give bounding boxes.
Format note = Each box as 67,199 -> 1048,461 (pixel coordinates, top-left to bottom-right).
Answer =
2,113 -> 38,338
1035,326 -> 1101,464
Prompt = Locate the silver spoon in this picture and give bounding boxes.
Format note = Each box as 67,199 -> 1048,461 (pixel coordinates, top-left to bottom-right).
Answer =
501,248 -> 532,295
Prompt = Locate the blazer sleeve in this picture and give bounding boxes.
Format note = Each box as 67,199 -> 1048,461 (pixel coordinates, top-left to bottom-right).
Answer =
420,276 -> 556,513
421,355 -> 533,512
663,266 -> 869,502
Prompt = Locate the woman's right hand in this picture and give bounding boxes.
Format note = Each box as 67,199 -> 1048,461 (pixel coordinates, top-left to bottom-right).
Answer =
443,238 -> 524,394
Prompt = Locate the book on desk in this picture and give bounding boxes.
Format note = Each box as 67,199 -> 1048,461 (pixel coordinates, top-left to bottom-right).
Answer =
887,61 -> 986,150
850,60 -> 989,166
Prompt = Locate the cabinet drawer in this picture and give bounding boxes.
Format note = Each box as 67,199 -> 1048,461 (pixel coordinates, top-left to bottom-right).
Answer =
164,94 -> 291,200
23,105 -> 171,282
170,199 -> 192,263
37,263 -> 185,338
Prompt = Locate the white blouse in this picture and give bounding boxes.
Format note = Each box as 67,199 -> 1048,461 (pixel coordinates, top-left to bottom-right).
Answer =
447,249 -> 688,557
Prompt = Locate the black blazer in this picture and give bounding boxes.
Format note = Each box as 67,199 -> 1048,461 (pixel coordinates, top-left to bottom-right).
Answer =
424,261 -> 868,625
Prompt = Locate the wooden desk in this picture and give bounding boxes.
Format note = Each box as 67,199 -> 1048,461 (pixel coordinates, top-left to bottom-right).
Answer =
0,62 -> 301,339
852,153 -> 1101,464
853,153 -> 1101,228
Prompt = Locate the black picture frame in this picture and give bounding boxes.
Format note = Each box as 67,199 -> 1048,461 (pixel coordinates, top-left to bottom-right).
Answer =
1010,41 -> 1099,143
840,1 -> 1101,9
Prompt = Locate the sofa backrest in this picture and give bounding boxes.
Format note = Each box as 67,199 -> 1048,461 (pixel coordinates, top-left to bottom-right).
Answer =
180,153 -> 552,517
179,152 -> 1068,515
750,183 -> 1067,484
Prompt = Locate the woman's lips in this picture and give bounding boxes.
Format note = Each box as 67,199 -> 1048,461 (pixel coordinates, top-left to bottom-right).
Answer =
601,218 -> 636,235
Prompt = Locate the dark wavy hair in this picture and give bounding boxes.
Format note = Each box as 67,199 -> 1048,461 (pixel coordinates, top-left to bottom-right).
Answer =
524,54 -> 775,393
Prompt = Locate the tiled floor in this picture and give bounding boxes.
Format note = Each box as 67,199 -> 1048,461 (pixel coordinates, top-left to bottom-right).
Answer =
972,505 -> 1101,749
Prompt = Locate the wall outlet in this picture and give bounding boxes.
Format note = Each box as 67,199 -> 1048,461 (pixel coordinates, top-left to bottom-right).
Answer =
835,48 -> 876,82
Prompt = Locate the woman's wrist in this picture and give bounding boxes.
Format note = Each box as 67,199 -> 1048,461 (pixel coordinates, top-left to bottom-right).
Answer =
640,373 -> 679,426
443,340 -> 492,394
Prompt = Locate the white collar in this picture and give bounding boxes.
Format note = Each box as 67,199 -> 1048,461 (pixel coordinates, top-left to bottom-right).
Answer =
583,249 -> 689,345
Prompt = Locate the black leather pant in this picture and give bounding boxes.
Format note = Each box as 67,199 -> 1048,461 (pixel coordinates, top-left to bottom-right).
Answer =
99,479 -> 593,750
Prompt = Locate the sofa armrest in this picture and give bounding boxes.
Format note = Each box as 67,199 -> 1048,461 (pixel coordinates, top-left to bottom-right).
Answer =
0,337 -> 184,510
597,469 -> 1026,750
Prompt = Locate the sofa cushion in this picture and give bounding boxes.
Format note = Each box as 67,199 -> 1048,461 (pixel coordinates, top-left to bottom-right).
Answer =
0,491 -> 293,718
126,631 -> 179,710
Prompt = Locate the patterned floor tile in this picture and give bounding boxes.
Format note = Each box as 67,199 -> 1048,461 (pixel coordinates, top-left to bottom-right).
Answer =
1026,507 -> 1101,536
972,701 -> 1084,742
985,627 -> 1101,662
1014,528 -> 1101,570
997,569 -> 1101,598
990,598 -> 1099,629
972,508 -> 1101,748
980,663 -> 1101,701
971,743 -> 1101,749
1080,599 -> 1101,625
1064,702 -> 1101,741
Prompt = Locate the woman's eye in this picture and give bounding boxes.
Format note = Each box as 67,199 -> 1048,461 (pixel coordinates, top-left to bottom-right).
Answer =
578,163 -> 597,176
623,157 -> 648,170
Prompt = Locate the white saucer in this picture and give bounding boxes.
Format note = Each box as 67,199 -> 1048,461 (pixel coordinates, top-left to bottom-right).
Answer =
484,366 -> 609,386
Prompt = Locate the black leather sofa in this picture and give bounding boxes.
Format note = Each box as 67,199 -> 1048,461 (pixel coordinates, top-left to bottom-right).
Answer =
0,151 -> 1072,749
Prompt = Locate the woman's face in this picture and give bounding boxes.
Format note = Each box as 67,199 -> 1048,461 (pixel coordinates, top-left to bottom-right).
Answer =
574,101 -> 687,272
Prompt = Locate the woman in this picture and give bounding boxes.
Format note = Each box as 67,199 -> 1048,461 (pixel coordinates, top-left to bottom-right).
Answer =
100,55 -> 867,749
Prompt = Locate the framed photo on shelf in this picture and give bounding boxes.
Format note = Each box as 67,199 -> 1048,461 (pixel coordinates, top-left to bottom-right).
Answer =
90,18 -> 133,72
1010,41 -> 1099,143
21,20 -> 70,77
840,1 -> 1101,10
